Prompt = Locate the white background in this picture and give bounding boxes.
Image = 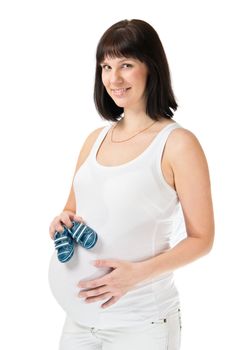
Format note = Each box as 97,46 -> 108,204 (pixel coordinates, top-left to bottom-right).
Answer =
0,0 -> 232,349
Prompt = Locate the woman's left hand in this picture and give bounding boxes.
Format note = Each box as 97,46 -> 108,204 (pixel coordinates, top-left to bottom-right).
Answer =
77,259 -> 143,309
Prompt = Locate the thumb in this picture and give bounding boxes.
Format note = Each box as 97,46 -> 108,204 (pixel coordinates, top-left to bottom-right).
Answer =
73,214 -> 86,224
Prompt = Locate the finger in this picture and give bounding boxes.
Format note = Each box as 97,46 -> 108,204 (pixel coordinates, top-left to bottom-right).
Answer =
101,296 -> 120,309
55,222 -> 66,233
62,212 -> 86,226
49,228 -> 55,239
79,286 -> 109,298
78,275 -> 109,289
94,259 -> 120,269
60,214 -> 74,229
49,220 -> 64,239
74,215 -> 86,224
85,292 -> 112,303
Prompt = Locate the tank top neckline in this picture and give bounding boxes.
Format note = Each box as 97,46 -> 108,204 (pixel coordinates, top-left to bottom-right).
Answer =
94,121 -> 179,169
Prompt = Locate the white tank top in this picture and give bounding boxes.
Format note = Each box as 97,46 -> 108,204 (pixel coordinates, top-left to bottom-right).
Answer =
48,121 -> 186,329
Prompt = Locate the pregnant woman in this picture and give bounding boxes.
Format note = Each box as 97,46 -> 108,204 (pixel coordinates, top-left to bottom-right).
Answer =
48,19 -> 215,350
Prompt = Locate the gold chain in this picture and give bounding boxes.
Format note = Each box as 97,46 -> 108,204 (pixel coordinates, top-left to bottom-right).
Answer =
111,120 -> 157,143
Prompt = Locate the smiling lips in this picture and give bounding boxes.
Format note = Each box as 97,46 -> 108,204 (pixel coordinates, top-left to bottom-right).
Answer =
111,87 -> 131,97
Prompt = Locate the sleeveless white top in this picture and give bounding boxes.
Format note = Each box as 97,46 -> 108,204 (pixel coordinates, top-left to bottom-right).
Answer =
48,121 -> 186,329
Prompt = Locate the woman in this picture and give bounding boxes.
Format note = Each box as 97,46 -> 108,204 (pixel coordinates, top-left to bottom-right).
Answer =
48,19 -> 214,350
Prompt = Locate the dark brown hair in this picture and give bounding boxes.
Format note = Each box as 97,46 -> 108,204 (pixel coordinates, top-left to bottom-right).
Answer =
94,19 -> 178,121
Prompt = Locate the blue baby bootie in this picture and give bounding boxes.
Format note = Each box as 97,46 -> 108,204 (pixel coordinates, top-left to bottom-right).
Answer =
54,226 -> 74,263
67,220 -> 98,249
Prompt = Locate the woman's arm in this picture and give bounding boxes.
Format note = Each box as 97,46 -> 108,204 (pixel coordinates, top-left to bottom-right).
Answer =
136,128 -> 215,281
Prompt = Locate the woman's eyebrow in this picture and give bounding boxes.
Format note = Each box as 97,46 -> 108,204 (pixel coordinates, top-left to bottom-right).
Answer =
101,58 -> 133,65
118,58 -> 131,63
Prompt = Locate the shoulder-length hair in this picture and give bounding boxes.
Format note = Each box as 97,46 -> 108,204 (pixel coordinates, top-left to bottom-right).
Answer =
94,19 -> 178,122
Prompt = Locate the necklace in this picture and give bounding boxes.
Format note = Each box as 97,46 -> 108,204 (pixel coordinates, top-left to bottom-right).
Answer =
111,120 -> 157,143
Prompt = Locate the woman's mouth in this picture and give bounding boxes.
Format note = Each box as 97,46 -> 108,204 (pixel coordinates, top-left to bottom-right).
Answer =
111,87 -> 131,97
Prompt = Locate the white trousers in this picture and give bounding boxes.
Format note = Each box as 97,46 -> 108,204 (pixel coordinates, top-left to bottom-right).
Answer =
59,308 -> 182,350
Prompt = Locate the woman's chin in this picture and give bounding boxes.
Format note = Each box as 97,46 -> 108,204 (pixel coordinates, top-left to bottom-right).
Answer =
113,100 -> 129,108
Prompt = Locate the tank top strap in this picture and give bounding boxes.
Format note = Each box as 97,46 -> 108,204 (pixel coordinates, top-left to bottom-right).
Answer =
153,122 -> 183,151
150,122 -> 183,192
88,123 -> 112,159
156,122 -> 182,151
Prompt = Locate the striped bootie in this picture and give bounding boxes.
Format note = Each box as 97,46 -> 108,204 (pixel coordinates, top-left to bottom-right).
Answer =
66,220 -> 98,249
53,226 -> 75,263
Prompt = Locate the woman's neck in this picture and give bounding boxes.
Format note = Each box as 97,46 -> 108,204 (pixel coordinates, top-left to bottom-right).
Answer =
117,111 -> 159,133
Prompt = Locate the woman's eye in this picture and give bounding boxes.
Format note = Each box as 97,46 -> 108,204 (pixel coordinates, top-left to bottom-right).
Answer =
102,65 -> 111,71
122,63 -> 133,68
101,63 -> 133,71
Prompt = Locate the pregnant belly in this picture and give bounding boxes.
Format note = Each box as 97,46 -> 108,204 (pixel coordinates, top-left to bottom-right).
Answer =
48,245 -> 112,323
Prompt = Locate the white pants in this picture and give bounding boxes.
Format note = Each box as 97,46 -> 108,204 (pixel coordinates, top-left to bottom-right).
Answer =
59,308 -> 182,350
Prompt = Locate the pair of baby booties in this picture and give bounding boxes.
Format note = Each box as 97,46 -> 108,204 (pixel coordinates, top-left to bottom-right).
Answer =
53,220 -> 98,263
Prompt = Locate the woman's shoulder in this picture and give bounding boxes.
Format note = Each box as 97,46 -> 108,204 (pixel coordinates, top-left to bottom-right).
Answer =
81,124 -> 112,153
166,123 -> 206,164
75,125 -> 111,171
169,123 -> 201,149
87,123 -> 112,142
157,117 -> 199,148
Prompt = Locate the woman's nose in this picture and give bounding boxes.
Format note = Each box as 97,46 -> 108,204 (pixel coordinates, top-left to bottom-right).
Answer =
110,69 -> 123,84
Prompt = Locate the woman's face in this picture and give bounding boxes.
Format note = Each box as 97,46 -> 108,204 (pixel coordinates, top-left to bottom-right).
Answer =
100,56 -> 148,110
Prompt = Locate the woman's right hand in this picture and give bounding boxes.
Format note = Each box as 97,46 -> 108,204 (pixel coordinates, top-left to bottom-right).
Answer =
49,210 -> 86,240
